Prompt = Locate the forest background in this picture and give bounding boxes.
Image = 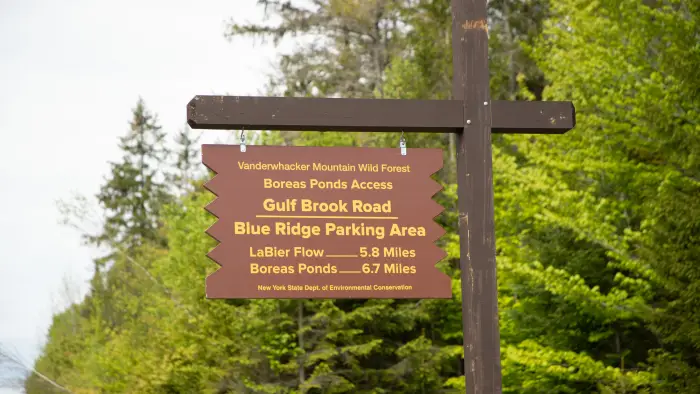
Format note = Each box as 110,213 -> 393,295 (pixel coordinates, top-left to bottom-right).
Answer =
4,0 -> 699,393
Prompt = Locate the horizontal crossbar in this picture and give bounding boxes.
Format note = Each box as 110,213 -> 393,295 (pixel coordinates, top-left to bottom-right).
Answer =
187,96 -> 575,134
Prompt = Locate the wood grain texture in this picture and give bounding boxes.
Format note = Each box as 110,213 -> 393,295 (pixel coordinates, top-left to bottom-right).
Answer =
451,0 -> 503,392
187,95 -> 575,134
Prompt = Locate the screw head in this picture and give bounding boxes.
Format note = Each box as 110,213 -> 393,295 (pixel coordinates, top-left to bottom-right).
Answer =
484,101 -> 489,106
467,120 -> 472,124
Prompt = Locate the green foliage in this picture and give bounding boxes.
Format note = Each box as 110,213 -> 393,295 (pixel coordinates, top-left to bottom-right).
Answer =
89,98 -> 171,252
169,126 -> 202,195
228,0 -> 409,99
27,0 -> 700,393
524,0 -> 700,391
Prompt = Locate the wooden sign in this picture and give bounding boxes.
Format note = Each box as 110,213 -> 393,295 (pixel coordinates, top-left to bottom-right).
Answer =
202,144 -> 451,299
190,1 -> 575,387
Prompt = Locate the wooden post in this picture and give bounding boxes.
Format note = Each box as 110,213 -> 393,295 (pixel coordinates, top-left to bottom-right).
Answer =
188,1 -> 575,391
452,0 -> 502,392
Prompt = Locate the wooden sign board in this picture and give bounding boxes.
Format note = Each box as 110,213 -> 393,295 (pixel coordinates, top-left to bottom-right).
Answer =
202,145 -> 451,299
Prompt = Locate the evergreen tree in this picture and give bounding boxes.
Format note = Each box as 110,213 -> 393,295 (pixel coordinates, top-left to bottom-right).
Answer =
28,1 -> 700,393
524,0 -> 700,391
169,125 -> 201,195
86,98 -> 173,340
90,97 -> 171,253
228,0 -> 408,99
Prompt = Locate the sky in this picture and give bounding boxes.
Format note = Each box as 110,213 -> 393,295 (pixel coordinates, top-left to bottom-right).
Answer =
0,1 -> 284,391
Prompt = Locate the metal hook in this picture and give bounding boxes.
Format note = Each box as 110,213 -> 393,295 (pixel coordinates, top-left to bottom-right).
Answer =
240,128 -> 246,152
399,130 -> 406,156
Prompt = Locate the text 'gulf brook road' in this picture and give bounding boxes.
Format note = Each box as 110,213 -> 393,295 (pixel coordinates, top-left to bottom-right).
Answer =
202,145 -> 451,299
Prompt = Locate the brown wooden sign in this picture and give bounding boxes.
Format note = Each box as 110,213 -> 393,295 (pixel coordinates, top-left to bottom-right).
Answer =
190,1 -> 576,390
202,144 -> 451,299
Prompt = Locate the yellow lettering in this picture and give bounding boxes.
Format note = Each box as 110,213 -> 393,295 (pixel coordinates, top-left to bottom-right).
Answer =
300,199 -> 348,213
389,224 -> 426,237
350,180 -> 393,190
250,263 -> 295,274
383,263 -> 417,274
352,200 -> 391,213
263,178 -> 307,189
297,263 -> 338,274
381,164 -> 411,173
263,199 -> 298,212
235,222 -> 270,235
275,222 -> 321,239
309,179 -> 347,189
